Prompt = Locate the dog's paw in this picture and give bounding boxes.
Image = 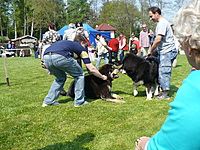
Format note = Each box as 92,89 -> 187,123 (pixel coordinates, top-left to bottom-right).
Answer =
133,90 -> 138,97
146,98 -> 152,101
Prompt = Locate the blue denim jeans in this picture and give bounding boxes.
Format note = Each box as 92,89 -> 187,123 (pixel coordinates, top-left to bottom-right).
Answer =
95,53 -> 109,68
34,51 -> 38,58
158,49 -> 178,91
119,49 -> 124,61
108,51 -> 118,63
43,54 -> 85,106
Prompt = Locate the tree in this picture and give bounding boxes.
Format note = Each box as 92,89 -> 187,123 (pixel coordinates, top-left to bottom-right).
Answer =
98,1 -> 141,37
0,0 -> 11,36
66,0 -> 90,23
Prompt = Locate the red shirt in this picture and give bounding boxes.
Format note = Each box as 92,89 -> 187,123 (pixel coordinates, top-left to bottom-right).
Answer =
132,40 -> 141,51
108,38 -> 119,52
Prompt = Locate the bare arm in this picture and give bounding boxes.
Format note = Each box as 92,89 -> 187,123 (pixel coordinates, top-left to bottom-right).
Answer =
148,34 -> 162,54
85,63 -> 107,80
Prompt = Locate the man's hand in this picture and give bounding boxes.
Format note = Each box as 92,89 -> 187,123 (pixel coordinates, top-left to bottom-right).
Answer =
102,75 -> 107,80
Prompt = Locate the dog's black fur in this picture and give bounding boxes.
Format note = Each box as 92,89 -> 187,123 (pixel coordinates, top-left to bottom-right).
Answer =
67,64 -> 125,103
121,53 -> 159,100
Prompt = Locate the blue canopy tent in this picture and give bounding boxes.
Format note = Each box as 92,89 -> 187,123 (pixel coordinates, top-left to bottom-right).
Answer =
57,23 -> 111,47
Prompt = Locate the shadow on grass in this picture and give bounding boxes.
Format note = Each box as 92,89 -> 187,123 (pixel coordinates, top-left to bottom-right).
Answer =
174,64 -> 182,68
38,133 -> 95,150
169,85 -> 179,97
111,90 -> 131,95
58,97 -> 73,104
0,82 -> 7,86
58,96 -> 97,104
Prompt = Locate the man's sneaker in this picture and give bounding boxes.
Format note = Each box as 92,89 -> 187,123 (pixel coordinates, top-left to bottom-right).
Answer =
42,102 -> 59,107
154,92 -> 170,100
74,101 -> 88,107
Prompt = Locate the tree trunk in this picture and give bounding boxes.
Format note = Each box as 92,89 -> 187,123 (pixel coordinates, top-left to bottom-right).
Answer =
14,15 -> 17,39
24,7 -> 26,35
0,17 -> 3,36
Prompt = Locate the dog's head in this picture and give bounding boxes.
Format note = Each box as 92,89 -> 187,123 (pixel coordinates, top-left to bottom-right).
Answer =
99,64 -> 119,79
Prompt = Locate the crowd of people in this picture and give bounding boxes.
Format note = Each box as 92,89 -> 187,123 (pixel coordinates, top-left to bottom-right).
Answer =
39,9 -> 182,107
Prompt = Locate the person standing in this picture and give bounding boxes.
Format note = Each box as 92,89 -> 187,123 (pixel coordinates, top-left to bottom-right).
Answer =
33,41 -> 39,58
63,23 -> 75,41
42,35 -> 107,107
119,32 -> 128,61
139,24 -> 154,56
41,22 -> 61,59
108,38 -> 119,63
95,33 -> 109,68
135,0 -> 200,149
148,7 -> 178,99
72,21 -> 90,68
37,40 -> 43,59
7,40 -> 12,50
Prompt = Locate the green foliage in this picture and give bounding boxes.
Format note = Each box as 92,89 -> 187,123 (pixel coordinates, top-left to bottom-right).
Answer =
98,1 -> 142,37
66,0 -> 90,23
0,54 -> 191,149
0,36 -> 6,43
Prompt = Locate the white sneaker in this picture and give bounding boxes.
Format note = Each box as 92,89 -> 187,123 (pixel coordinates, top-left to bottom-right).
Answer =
74,101 -> 88,107
42,102 -> 59,107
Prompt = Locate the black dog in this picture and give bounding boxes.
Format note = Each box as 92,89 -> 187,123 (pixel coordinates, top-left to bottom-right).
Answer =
67,64 -> 125,103
120,53 -> 159,100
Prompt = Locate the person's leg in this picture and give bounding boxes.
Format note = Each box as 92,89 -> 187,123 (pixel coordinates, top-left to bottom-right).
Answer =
119,49 -> 124,61
108,51 -> 112,63
43,55 -> 66,105
57,56 -> 86,106
104,53 -> 109,64
96,54 -> 102,68
156,52 -> 172,99
34,51 -> 38,58
114,52 -> 118,61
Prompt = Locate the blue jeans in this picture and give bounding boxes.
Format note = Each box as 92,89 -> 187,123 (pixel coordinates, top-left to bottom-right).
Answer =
95,53 -> 109,68
119,49 -> 124,61
43,54 -> 85,106
34,51 -> 38,58
108,51 -> 118,63
158,49 -> 178,91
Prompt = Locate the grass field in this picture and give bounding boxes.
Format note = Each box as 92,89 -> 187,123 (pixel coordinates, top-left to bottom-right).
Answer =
0,54 -> 191,150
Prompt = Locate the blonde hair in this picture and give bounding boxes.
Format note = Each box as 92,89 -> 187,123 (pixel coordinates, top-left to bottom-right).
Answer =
173,0 -> 200,50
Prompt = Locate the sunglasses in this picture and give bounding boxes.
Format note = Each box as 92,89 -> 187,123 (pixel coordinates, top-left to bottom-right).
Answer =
149,16 -> 153,18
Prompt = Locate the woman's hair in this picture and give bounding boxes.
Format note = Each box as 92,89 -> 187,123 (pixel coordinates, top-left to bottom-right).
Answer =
173,0 -> 200,50
48,23 -> 56,30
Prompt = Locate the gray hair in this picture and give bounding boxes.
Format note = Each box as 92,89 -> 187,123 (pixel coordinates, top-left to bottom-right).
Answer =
173,0 -> 200,50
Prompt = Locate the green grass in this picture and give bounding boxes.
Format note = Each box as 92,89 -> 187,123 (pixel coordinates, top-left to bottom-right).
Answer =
0,54 -> 191,150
